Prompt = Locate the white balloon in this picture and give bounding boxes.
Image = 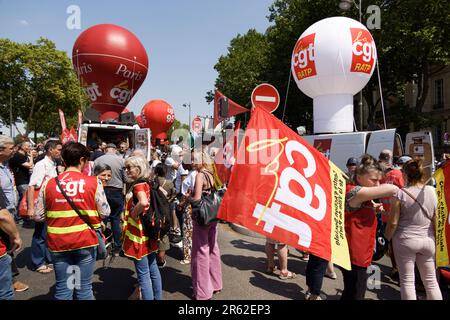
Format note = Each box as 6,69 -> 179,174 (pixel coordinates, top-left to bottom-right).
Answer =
291,17 -> 377,133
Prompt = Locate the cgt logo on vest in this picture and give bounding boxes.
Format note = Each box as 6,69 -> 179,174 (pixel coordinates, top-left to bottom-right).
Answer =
292,33 -> 317,80
350,28 -> 376,74
56,179 -> 86,197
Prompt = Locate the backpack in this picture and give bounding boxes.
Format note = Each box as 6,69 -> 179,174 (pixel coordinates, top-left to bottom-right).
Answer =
136,179 -> 171,241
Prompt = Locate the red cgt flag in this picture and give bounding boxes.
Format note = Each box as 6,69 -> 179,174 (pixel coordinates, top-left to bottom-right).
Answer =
214,90 -> 249,128
214,121 -> 241,185
217,107 -> 351,269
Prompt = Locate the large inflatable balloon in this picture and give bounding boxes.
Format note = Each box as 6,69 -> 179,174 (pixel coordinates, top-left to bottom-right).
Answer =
141,100 -> 175,140
291,17 -> 377,133
72,24 -> 148,121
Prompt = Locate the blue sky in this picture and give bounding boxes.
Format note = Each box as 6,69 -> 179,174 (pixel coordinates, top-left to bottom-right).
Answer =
0,0 -> 274,126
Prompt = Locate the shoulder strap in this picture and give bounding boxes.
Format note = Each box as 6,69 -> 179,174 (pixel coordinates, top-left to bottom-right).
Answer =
54,174 -> 96,230
202,170 -> 215,191
401,187 -> 432,221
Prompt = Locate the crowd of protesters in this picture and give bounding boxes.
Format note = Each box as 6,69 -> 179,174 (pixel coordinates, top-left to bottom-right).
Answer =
0,133 -> 447,300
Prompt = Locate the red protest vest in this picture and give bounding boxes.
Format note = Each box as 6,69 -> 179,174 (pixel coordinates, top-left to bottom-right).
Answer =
122,182 -> 157,260
45,171 -> 102,252
0,237 -> 7,258
345,184 -> 377,268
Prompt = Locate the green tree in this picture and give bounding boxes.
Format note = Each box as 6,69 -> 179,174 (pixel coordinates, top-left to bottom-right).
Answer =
0,38 -> 89,139
167,119 -> 189,140
208,0 -> 450,132
206,29 -> 270,126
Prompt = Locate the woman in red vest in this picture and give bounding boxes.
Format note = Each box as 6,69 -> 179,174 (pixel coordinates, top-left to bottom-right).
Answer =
123,156 -> 161,300
341,154 -> 399,300
34,142 -> 110,300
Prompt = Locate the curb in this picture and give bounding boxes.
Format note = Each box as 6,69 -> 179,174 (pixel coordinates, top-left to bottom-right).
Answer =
229,223 -> 265,239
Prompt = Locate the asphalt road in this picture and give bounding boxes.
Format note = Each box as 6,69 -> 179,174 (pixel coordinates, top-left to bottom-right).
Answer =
11,221 -> 449,300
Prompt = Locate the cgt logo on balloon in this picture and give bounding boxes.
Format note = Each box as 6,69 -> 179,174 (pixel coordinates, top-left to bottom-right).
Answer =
292,33 -> 317,80
110,80 -> 134,104
351,28 -> 376,74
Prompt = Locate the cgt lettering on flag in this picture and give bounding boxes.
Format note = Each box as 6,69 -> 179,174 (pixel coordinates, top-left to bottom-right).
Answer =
218,107 -> 350,270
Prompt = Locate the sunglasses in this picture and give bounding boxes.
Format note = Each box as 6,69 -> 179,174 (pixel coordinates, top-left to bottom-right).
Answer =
125,165 -> 135,170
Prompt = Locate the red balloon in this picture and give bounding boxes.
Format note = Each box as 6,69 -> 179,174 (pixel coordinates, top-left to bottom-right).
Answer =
72,24 -> 148,121
141,100 -> 175,136
135,114 -> 144,127
154,132 -> 168,140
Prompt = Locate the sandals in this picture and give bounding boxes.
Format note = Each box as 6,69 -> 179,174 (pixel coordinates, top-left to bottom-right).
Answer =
35,265 -> 53,274
279,270 -> 296,280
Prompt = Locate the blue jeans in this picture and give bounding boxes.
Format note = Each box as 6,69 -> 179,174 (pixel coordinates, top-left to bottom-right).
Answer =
133,252 -> 162,300
31,221 -> 52,269
104,189 -> 124,248
305,254 -> 328,295
0,254 -> 13,300
51,247 -> 97,300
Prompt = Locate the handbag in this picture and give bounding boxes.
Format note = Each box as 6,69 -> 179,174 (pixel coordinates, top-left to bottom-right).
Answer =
191,171 -> 224,226
18,187 -> 40,219
54,175 -> 107,260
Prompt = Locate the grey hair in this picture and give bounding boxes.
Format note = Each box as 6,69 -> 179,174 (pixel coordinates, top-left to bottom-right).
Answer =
0,135 -> 14,149
125,155 -> 150,180
93,163 -> 112,176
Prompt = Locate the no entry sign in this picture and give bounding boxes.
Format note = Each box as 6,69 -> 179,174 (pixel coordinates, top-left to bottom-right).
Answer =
251,83 -> 280,113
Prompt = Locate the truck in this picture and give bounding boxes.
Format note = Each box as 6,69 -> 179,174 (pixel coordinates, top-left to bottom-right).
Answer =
78,121 -> 151,161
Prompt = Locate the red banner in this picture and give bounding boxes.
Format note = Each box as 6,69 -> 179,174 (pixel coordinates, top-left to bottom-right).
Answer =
214,90 -> 249,127
60,127 -> 78,145
217,107 -> 350,269
214,121 -> 241,185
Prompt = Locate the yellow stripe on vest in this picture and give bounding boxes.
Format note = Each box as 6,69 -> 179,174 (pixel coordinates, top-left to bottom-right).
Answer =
125,230 -> 149,244
48,224 -> 91,234
126,217 -> 144,230
47,210 -> 99,219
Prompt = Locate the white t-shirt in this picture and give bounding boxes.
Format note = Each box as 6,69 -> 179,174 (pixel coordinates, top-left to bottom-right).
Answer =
29,156 -> 57,189
164,157 -> 178,181
182,170 -> 197,195
175,164 -> 189,193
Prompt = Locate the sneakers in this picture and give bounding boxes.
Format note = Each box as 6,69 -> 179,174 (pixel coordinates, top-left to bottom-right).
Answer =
157,260 -> 167,269
13,281 -> 29,292
307,294 -> 326,300
112,247 -> 122,257
171,240 -> 183,248
304,290 -> 311,300
325,271 -> 337,280
169,228 -> 182,244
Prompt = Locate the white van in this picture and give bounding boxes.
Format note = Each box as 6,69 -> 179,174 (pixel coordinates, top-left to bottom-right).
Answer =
78,122 -> 151,161
302,129 -> 403,172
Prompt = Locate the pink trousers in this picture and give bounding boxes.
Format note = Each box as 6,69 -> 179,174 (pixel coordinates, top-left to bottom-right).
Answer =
393,235 -> 442,300
191,220 -> 223,300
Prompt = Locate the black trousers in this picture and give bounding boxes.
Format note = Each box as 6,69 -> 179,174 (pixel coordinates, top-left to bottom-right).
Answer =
305,254 -> 328,295
340,264 -> 368,300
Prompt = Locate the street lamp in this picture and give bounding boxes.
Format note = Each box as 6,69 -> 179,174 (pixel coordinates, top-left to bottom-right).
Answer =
340,0 -> 364,131
183,102 -> 191,132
